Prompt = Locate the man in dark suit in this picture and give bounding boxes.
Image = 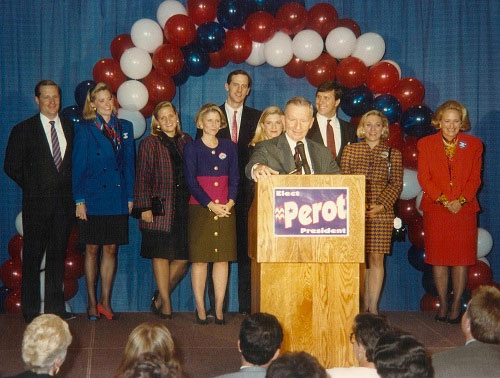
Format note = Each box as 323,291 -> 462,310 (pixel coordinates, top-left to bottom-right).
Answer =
4,80 -> 75,323
246,96 -> 340,180
432,285 -> 500,378
197,69 -> 261,314
307,81 -> 357,165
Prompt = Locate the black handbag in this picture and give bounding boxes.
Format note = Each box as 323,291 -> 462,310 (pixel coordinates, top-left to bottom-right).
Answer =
387,148 -> 406,242
151,196 -> 165,216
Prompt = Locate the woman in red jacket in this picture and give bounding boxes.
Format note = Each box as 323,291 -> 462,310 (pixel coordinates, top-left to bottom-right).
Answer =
417,100 -> 483,324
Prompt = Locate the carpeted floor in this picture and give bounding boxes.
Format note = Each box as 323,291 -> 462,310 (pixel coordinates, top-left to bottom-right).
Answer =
0,311 -> 464,377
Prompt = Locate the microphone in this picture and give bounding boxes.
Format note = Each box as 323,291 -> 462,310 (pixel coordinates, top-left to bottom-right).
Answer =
295,141 -> 311,174
288,160 -> 302,175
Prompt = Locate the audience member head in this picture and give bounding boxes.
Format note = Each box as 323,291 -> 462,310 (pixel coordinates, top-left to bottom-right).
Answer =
265,351 -> 327,378
431,99 -> 471,131
121,353 -> 181,378
239,312 -> 283,366
373,331 -> 433,378
315,81 -> 343,118
351,313 -> 392,365
151,101 -> 182,137
225,69 -> 252,108
21,314 -> 72,376
250,106 -> 284,146
356,110 -> 389,141
34,79 -> 61,120
195,102 -> 227,130
83,82 -> 116,120
283,97 -> 314,142
115,322 -> 175,377
463,285 -> 500,344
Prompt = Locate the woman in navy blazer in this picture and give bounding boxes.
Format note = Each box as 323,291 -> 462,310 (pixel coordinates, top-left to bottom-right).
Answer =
72,82 -> 135,320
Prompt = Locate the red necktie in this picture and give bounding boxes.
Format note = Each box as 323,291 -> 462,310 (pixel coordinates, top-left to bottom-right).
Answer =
326,119 -> 336,159
231,110 -> 238,143
294,146 -> 302,175
50,121 -> 62,171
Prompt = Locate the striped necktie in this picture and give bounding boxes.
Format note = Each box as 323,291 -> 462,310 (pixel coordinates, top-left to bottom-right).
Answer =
50,120 -> 62,171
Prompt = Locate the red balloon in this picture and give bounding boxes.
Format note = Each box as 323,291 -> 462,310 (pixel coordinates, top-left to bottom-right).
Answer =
142,70 -> 176,104
467,261 -> 493,291
221,28 -> 252,64
350,116 -> 361,127
275,2 -> 308,35
420,293 -> 441,312
140,100 -> 156,119
92,59 -> 127,93
391,78 -> 425,111
63,279 -> 79,301
0,259 -> 22,290
153,44 -> 185,77
209,50 -> 229,69
67,227 -> 78,250
408,217 -> 425,250
336,18 -> 361,38
64,251 -> 84,280
8,235 -> 23,261
396,198 -> 422,226
306,2 -> 338,39
402,136 -> 419,169
385,122 -> 405,151
164,14 -> 196,47
245,11 -> 276,43
5,289 -> 22,314
305,53 -> 337,87
284,55 -> 306,78
367,61 -> 400,94
187,0 -> 218,25
110,34 -> 135,62
336,57 -> 368,88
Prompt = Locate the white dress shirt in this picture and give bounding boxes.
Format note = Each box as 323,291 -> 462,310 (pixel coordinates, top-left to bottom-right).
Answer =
285,133 -> 314,174
316,113 -> 341,156
225,102 -> 243,142
40,113 -> 67,158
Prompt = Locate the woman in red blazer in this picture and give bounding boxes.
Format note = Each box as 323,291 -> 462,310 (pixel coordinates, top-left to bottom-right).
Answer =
417,100 -> 483,324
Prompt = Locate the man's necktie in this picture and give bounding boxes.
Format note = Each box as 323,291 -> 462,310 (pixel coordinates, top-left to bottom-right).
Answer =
231,110 -> 238,143
294,145 -> 302,175
50,121 -> 62,171
326,119 -> 336,159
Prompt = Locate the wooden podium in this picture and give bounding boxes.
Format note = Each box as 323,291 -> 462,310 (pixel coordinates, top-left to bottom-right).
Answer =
248,175 -> 365,368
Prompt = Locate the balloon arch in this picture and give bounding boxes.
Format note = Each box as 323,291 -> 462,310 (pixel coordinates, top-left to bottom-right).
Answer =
1,0 -> 497,313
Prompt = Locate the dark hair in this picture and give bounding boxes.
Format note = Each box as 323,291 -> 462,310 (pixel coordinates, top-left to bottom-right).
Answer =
374,332 -> 433,378
227,69 -> 252,88
266,352 -> 327,378
353,313 -> 392,362
315,81 -> 343,99
121,353 -> 181,378
468,285 -> 500,344
239,313 -> 283,366
34,80 -> 61,97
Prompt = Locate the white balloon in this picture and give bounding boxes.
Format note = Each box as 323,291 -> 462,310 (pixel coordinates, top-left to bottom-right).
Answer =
478,257 -> 490,267
400,169 -> 421,200
292,29 -> 323,62
381,59 -> 402,79
264,32 -> 293,68
325,27 -> 356,59
477,227 -> 493,258
157,0 -> 187,29
415,190 -> 424,216
352,32 -> 386,67
120,47 -> 153,80
246,41 -> 266,66
117,80 -> 149,111
15,212 -> 23,236
131,19 -> 164,53
118,108 -> 147,139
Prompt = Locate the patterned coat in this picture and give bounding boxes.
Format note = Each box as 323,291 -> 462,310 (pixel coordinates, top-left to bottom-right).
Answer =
341,141 -> 403,254
134,133 -> 192,233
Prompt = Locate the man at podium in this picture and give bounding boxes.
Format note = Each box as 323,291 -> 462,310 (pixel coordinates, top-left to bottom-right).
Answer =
245,97 -> 340,181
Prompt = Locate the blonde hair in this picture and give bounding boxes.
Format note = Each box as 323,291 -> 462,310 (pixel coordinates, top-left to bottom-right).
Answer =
431,100 -> 471,131
22,314 -> 72,374
115,322 -> 175,377
194,103 -> 227,129
356,110 -> 390,141
151,101 -> 182,137
249,106 -> 284,146
82,82 -> 116,120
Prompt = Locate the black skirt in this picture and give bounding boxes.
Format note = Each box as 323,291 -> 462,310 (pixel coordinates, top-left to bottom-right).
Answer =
78,214 -> 129,245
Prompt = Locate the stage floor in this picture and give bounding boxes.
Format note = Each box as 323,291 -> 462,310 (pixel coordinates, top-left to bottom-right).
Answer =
0,311 -> 464,377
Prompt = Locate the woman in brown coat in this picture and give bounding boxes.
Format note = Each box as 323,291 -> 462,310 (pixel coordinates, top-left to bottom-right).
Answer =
341,110 -> 403,314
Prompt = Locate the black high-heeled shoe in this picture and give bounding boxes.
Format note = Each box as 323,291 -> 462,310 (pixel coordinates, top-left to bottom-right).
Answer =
195,310 -> 209,325
215,315 -> 225,325
447,310 -> 463,324
151,290 -> 160,315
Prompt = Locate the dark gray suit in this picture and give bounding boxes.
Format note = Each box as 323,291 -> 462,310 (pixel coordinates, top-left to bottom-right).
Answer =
215,366 -> 267,378
432,340 -> 500,378
245,134 -> 341,179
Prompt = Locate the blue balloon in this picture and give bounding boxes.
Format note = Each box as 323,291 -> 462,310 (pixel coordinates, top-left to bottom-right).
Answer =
340,86 -> 374,117
74,80 -> 95,109
401,105 -> 435,137
217,0 -> 248,29
248,0 -> 273,13
422,265 -> 452,296
197,22 -> 226,53
182,45 -> 210,77
408,245 -> 427,272
172,63 -> 190,87
60,105 -> 82,123
373,94 -> 402,124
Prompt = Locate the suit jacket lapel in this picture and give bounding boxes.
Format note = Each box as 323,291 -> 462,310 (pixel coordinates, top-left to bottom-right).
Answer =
35,116 -> 60,171
307,139 -> 321,173
277,134 -> 295,173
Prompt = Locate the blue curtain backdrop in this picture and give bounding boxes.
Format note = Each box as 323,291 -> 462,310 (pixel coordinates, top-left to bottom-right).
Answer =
1,0 -> 499,312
